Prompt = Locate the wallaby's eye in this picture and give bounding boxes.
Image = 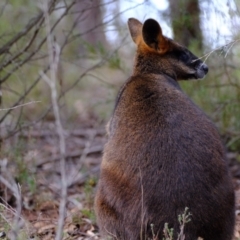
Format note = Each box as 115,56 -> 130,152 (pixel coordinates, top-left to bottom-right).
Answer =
179,52 -> 189,62
172,49 -> 190,62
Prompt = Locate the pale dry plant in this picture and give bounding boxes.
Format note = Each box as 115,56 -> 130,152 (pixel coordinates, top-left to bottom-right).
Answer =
40,1 -> 67,239
192,38 -> 240,64
163,207 -> 191,240
0,159 -> 26,239
163,223 -> 174,240
0,101 -> 41,111
177,207 -> 191,240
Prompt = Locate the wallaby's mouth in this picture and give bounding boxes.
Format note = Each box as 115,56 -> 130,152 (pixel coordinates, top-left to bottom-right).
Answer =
195,63 -> 208,79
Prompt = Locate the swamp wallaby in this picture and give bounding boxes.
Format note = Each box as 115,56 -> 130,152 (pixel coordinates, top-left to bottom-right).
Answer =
95,18 -> 235,240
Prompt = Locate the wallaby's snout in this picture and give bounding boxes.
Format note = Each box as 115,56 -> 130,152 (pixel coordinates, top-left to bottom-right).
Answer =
201,62 -> 208,75
202,63 -> 208,73
195,62 -> 208,79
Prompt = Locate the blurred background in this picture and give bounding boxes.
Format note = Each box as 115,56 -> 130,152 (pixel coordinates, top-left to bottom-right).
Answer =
0,0 -> 240,146
0,0 -> 240,142
1,0 -> 240,239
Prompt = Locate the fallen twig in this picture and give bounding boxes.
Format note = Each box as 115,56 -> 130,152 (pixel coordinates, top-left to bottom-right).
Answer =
0,101 -> 41,111
36,145 -> 103,168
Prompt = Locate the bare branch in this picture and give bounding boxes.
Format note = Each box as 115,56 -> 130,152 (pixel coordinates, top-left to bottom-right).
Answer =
0,101 -> 40,111
192,38 -> 240,63
40,1 -> 67,239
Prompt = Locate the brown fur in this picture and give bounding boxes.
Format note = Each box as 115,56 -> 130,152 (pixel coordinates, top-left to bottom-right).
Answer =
95,18 -> 235,240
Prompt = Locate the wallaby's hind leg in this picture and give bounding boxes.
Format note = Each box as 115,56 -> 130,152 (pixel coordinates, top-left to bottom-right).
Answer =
199,220 -> 235,240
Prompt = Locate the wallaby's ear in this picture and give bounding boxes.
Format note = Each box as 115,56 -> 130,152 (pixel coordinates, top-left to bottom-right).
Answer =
142,19 -> 169,53
128,18 -> 142,44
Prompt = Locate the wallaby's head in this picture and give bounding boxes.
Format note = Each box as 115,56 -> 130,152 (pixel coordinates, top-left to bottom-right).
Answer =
128,18 -> 208,80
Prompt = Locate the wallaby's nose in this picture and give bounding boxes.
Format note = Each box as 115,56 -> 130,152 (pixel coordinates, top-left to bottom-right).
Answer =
201,63 -> 208,74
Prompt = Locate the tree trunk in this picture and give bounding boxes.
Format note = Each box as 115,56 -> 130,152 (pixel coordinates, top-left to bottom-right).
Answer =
75,0 -> 107,53
169,0 -> 203,51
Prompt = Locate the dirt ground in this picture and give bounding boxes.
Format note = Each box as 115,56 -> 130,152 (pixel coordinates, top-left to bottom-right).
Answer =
0,122 -> 240,240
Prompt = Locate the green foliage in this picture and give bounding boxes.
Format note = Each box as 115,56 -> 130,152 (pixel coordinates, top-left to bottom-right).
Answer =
150,223 -> 156,239
227,137 -> 240,152
82,40 -> 107,59
7,140 -> 37,194
80,177 -> 97,224
84,177 -> 97,205
163,223 -> 174,240
0,205 -> 29,240
178,207 -> 191,222
180,49 -> 240,151
108,51 -> 121,69
0,205 -> 10,233
0,0 -> 37,41
163,207 -> 191,240
81,208 -> 96,223
16,231 -> 29,240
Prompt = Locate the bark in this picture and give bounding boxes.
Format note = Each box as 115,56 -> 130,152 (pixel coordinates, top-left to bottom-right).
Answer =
169,0 -> 203,51
75,0 -> 107,52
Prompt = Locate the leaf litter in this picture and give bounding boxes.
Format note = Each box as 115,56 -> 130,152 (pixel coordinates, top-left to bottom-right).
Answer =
0,123 -> 240,239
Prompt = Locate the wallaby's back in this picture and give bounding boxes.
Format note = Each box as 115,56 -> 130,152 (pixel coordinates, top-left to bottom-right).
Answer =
95,18 -> 235,240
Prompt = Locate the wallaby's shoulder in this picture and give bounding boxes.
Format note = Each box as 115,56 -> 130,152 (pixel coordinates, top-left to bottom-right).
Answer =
116,73 -> 181,104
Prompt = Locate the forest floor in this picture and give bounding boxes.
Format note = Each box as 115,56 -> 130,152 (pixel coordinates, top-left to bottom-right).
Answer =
0,121 -> 240,240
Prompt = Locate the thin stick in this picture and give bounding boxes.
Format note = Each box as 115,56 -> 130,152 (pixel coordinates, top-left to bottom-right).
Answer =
41,1 -> 67,239
0,101 -> 41,111
139,167 -> 145,240
0,160 -> 23,240
191,38 -> 240,63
